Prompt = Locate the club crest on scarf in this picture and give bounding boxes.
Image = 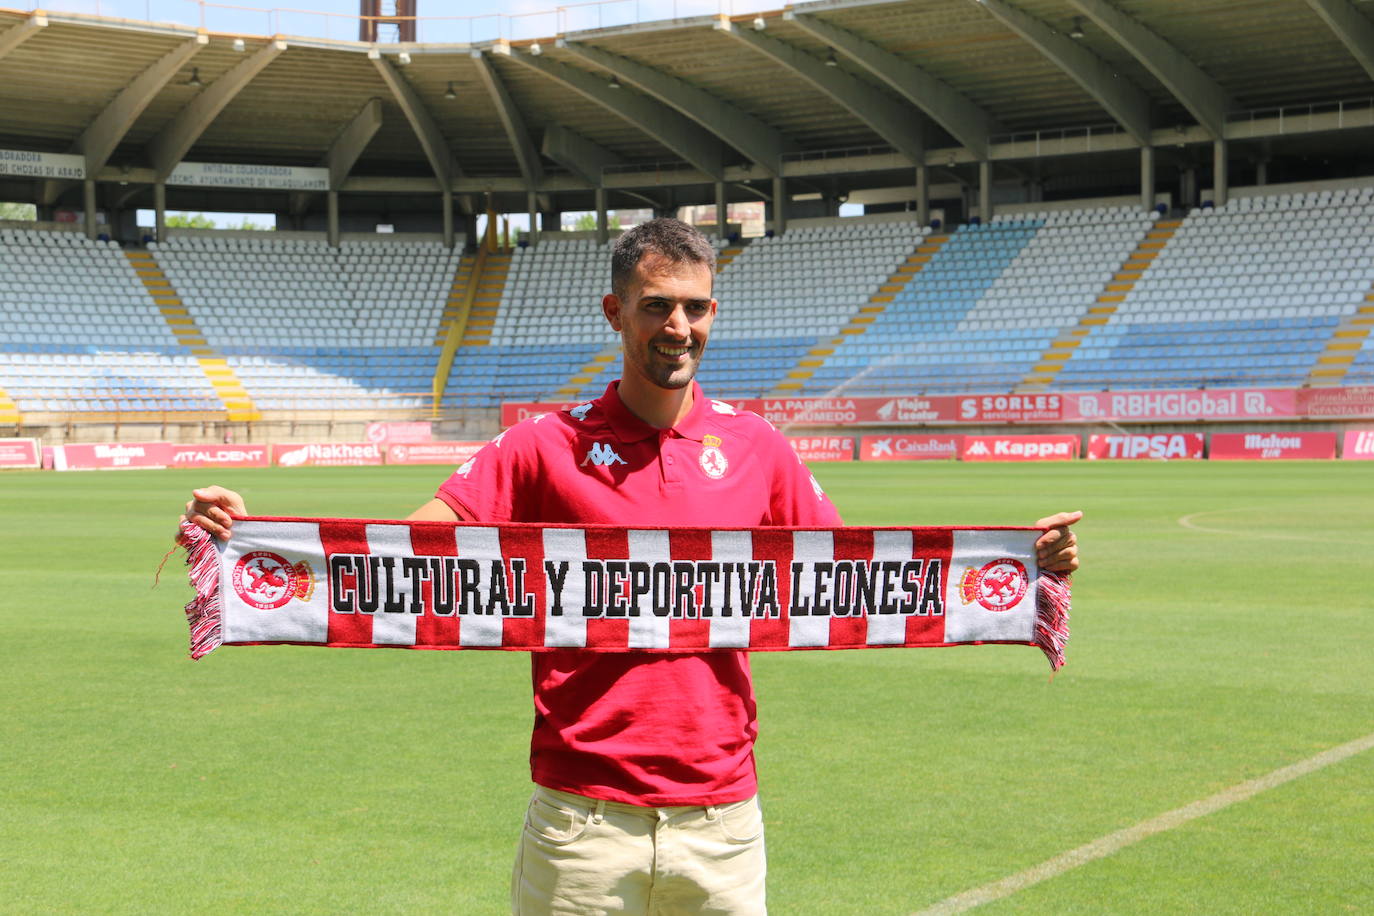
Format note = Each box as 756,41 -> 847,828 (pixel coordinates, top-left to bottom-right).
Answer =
958,558 -> 1028,612
231,551 -> 316,610
699,434 -> 728,479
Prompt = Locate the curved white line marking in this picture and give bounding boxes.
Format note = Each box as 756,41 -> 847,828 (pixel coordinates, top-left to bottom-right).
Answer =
912,731 -> 1374,916
1177,507 -> 1348,544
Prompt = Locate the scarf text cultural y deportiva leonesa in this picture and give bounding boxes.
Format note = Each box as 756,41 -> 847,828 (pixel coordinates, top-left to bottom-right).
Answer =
176,517 -> 1071,670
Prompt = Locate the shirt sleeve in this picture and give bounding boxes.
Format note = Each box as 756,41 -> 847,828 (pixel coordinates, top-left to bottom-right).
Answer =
761,425 -> 843,526
435,422 -> 536,523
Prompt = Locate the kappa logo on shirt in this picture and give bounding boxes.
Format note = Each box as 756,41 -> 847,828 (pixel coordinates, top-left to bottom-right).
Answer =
581,442 -> 627,467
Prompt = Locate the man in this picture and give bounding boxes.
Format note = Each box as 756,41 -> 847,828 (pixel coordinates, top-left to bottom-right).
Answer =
185,218 -> 1081,915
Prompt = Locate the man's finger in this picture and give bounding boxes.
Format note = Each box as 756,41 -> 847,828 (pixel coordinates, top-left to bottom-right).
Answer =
1034,509 -> 1083,530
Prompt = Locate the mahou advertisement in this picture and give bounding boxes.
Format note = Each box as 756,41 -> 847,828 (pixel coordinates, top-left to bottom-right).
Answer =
788,436 -> 856,462
1086,433 -> 1205,460
1209,432 -> 1337,460
961,435 -> 1080,462
52,442 -> 173,471
859,434 -> 963,461
272,442 -> 384,468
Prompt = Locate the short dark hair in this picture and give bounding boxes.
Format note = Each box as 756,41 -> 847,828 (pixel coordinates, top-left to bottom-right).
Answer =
610,218 -> 716,299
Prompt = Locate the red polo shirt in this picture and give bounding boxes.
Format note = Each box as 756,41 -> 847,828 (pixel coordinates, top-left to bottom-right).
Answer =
437,381 -> 841,805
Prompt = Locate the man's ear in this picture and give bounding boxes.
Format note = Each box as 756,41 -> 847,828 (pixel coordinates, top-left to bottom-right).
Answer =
602,293 -> 623,331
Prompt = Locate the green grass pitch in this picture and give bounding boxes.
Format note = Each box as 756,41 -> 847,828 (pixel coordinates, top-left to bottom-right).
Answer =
2,460 -> 1372,914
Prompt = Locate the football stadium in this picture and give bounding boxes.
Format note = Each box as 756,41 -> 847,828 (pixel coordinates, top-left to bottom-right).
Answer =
2,0 -> 1373,912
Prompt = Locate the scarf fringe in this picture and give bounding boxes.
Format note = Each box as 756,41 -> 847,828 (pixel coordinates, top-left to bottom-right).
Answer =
1034,571 -> 1071,672
177,520 -> 224,659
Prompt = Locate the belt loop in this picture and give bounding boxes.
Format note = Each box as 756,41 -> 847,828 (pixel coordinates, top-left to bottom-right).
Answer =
591,799 -> 606,825
704,805 -> 719,822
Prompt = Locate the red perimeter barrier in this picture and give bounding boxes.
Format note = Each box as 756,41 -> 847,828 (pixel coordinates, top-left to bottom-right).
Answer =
1086,433 -> 1205,460
788,436 -> 856,462
859,434 -> 963,461
962,435 -> 1079,462
0,438 -> 41,469
504,385 -> 1374,428
1209,432 -> 1337,460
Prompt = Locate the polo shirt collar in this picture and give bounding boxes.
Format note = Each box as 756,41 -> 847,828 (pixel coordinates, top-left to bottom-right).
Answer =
601,380 -> 711,443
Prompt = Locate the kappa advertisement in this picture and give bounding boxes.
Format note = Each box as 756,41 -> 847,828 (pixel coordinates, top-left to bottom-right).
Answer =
961,435 -> 1080,462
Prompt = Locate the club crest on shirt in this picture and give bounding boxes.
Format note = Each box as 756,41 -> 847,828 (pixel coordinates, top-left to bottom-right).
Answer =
699,434 -> 728,479
232,551 -> 316,610
958,558 -> 1028,612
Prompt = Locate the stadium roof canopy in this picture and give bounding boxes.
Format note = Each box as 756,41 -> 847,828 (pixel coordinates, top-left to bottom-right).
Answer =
1,0 -> 1372,220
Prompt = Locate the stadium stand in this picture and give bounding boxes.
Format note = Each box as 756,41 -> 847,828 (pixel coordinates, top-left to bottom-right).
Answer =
0,228 -> 220,416
1056,188 -> 1374,390
152,235 -> 460,412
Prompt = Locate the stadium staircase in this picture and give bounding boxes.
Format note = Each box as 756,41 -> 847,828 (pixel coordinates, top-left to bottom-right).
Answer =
432,248 -> 511,409
1019,219 -> 1177,390
124,250 -> 259,421
770,234 -> 948,395
0,384 -> 19,426
1307,293 -> 1374,386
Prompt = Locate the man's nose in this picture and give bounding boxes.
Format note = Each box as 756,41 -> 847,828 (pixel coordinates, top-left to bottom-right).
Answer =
664,305 -> 691,337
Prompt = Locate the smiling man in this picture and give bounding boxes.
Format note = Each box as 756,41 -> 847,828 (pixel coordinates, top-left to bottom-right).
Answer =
184,218 -> 1081,915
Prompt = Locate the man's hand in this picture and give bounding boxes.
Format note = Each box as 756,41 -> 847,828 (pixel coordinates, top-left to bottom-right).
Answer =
1034,510 -> 1082,574
183,486 -> 247,542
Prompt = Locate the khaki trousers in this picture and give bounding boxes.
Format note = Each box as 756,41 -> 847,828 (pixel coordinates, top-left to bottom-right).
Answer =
511,786 -> 767,915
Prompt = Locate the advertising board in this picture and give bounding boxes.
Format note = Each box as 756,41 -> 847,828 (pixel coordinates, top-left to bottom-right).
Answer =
0,438 -> 41,469
1209,432 -> 1337,460
384,441 -> 485,466
788,436 -> 856,462
1086,433 -> 1205,460
961,435 -> 1079,462
859,434 -> 963,461
272,442 -> 384,467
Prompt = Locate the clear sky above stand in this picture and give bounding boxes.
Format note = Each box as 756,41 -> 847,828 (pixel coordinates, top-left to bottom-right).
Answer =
25,0 -> 774,43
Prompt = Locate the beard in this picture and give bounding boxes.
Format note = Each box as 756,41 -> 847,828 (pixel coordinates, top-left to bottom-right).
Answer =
626,333 -> 705,390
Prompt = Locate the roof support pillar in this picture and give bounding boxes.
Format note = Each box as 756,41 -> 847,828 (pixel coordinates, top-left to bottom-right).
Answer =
154,181 -> 167,244
1140,145 -> 1155,211
442,188 -> 455,249
595,186 -> 609,246
772,175 -> 787,236
979,160 -> 992,223
83,179 -> 97,240
1212,139 -> 1228,208
915,164 -> 929,226
527,190 -> 539,248
327,190 -> 340,248
715,180 -> 728,241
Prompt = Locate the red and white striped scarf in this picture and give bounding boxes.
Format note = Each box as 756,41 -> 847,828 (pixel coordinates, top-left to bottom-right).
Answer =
176,517 -> 1071,670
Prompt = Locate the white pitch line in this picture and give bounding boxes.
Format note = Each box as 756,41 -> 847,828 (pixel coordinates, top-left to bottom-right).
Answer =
1177,508 -> 1348,545
913,730 -> 1374,916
